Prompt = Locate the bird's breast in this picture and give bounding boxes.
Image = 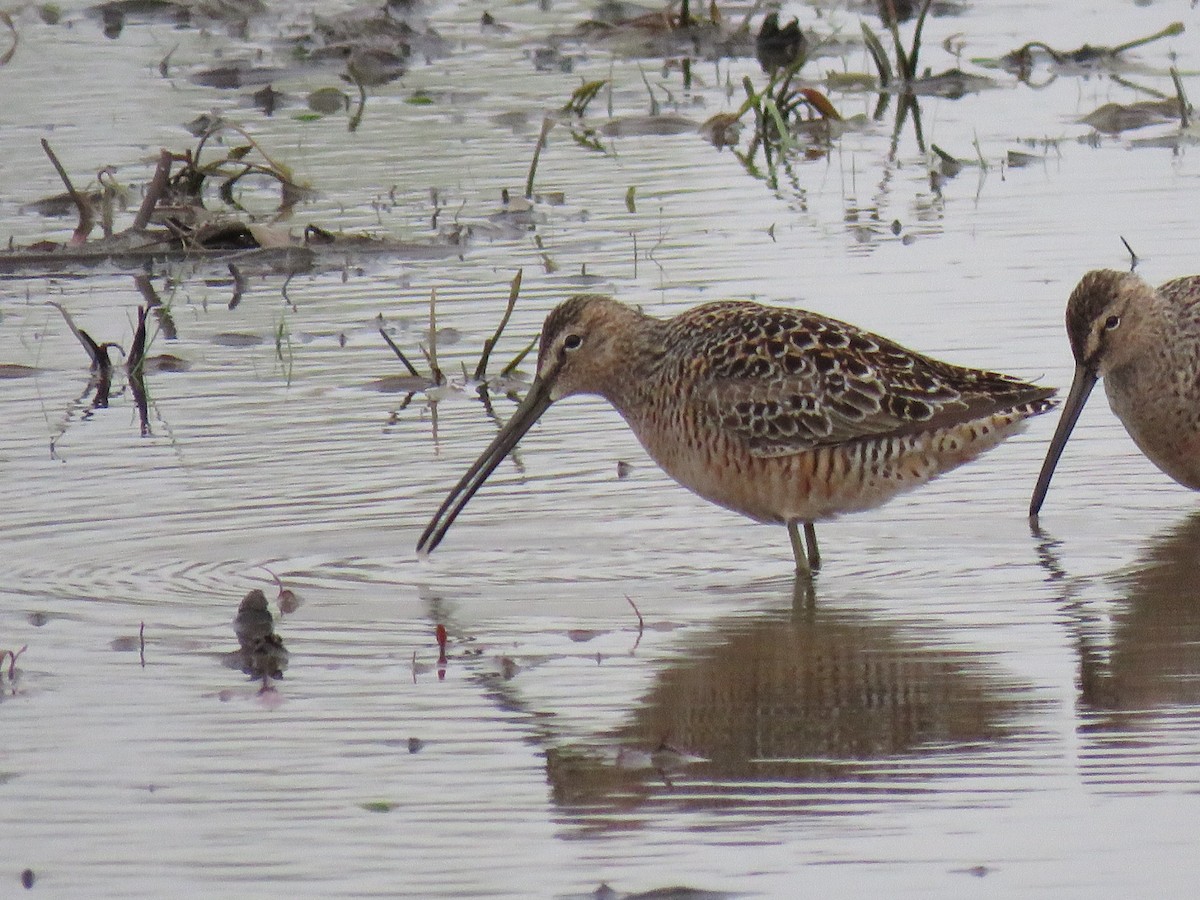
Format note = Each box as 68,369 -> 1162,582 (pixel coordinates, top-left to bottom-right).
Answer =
1105,369 -> 1200,490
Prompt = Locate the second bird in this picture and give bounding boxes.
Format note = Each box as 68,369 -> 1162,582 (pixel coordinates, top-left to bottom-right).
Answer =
418,295 -> 1056,572
1031,269 -> 1200,516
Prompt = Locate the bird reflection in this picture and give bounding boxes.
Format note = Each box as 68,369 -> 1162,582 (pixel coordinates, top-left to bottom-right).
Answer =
546,602 -> 1026,824
1037,512 -> 1200,731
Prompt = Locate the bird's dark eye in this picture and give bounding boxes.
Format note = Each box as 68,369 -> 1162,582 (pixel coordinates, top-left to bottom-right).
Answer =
563,333 -> 583,351
1104,315 -> 1121,331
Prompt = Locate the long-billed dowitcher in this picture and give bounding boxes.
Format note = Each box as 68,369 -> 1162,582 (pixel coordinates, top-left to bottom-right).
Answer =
418,296 -> 1056,572
1031,269 -> 1200,516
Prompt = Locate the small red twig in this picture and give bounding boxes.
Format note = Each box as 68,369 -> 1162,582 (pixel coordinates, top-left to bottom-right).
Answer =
435,624 -> 448,680
435,624 -> 448,663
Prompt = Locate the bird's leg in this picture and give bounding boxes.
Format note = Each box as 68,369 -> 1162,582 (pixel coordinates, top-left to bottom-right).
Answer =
791,569 -> 816,609
803,522 -> 821,570
787,521 -> 811,574
788,521 -> 817,607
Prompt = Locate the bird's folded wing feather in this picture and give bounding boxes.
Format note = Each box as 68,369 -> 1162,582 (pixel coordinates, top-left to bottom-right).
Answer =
698,333 -> 1034,458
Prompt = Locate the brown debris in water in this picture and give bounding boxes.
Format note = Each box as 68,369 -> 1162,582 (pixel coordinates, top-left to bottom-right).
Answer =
225,588 -> 289,687
1082,98 -> 1183,135
988,21 -> 1185,79
1,127 -> 460,276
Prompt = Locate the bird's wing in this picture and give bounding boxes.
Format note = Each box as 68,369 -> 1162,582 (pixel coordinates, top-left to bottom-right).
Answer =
1160,276 -> 1200,328
692,306 -> 1039,458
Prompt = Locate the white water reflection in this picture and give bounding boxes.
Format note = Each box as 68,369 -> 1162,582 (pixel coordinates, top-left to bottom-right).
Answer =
2,0 -> 1200,896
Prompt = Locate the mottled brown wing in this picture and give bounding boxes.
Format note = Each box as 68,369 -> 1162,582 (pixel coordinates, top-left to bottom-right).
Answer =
1160,276 -> 1200,330
688,303 -> 1042,458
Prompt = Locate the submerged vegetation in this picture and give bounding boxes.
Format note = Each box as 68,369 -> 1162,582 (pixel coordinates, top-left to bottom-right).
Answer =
376,269 -> 536,422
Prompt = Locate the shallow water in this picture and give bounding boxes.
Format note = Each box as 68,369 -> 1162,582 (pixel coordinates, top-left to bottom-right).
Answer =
2,0 -> 1200,896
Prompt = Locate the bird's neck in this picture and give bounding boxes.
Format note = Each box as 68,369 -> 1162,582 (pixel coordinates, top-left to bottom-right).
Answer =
1132,296 -> 1178,365
598,315 -> 672,413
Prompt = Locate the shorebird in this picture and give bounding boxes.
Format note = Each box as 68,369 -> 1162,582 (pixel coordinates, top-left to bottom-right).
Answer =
1031,269 -> 1200,516
418,295 -> 1055,572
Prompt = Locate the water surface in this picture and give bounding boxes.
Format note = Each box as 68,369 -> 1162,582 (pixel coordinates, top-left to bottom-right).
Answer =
2,0 -> 1199,896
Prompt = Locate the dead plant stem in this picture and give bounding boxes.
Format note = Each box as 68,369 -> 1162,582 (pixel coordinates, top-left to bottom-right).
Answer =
474,269 -> 523,380
132,149 -> 174,231
380,327 -> 421,377
525,116 -> 554,200
40,139 -> 93,243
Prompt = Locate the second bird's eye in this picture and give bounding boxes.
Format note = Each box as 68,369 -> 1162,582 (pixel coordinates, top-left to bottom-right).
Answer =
1104,315 -> 1121,331
563,333 -> 583,351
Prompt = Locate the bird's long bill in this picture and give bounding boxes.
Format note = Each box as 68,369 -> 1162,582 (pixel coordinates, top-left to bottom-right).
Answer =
416,378 -> 554,554
1029,364 -> 1098,517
